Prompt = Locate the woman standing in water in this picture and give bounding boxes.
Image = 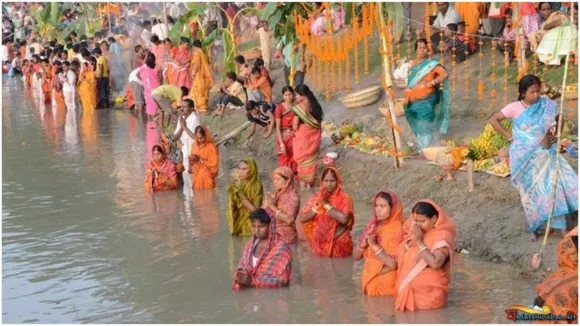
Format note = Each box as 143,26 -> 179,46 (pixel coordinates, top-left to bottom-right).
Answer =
354,190 -> 404,296
188,126 -> 219,189
300,167 -> 355,257
263,166 -> 300,244
275,86 -> 298,174
138,53 -> 162,120
227,158 -> 264,236
233,208 -> 292,290
77,61 -> 97,112
144,145 -> 179,192
404,38 -> 450,151
395,200 -> 456,311
292,84 -> 323,189
489,74 -> 578,241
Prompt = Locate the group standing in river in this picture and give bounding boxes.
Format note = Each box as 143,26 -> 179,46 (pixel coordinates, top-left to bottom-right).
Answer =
3,1 -> 578,318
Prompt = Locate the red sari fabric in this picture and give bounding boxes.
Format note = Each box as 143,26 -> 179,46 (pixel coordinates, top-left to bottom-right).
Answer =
292,103 -> 321,185
169,45 -> 192,88
301,167 -> 355,257
275,103 -> 297,174
265,166 -> 300,244
395,200 -> 456,312
359,190 -> 404,296
232,217 -> 292,291
144,158 -> 178,192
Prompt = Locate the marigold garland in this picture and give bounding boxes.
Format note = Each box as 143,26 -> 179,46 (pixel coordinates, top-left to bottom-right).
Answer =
345,30 -> 350,91
478,40 -> 484,101
490,40 -> 497,103
451,35 -> 457,92
464,40 -> 470,99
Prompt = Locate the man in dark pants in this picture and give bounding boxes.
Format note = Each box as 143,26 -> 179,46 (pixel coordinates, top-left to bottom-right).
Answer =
93,48 -> 110,109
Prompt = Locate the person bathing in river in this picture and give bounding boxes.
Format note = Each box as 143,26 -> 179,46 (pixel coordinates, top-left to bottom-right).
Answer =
354,190 -> 404,296
300,167 -> 355,257
144,145 -> 179,192
292,84 -> 323,189
227,158 -> 264,236
275,86 -> 298,175
214,72 -> 247,117
263,166 -> 300,244
395,200 -> 456,311
404,38 -> 450,152
174,99 -> 200,197
489,74 -> 579,241
151,84 -> 189,130
245,100 -> 275,142
188,126 -> 219,189
233,208 -> 292,291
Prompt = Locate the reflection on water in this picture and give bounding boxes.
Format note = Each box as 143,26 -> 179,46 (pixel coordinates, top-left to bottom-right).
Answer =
2,80 -> 536,323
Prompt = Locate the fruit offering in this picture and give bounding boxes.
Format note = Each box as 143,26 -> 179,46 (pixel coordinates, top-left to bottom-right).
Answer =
468,120 -> 512,160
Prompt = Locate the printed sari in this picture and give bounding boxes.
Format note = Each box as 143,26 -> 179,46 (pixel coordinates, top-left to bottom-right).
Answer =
189,47 -> 213,112
534,227 -> 578,323
266,166 -> 300,244
509,98 -> 578,232
227,158 -> 264,236
275,103 -> 298,174
168,45 -> 192,89
360,190 -> 404,296
189,126 -> 219,189
405,59 -> 451,150
292,103 -> 321,184
144,158 -> 179,192
395,200 -> 456,311
301,167 -> 355,257
232,217 -> 292,291
78,70 -> 97,111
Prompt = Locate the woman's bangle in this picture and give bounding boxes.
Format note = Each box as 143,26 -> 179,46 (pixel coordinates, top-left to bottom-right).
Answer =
275,209 -> 282,217
323,204 -> 333,212
419,246 -> 429,253
311,207 -> 319,214
375,248 -> 384,256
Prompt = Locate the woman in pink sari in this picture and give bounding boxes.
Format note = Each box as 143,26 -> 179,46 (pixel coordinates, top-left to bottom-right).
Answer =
292,84 -> 323,189
167,37 -> 193,89
138,53 -> 162,119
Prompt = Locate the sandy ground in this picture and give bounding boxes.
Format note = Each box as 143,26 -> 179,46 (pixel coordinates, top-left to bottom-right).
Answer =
196,37 -> 579,281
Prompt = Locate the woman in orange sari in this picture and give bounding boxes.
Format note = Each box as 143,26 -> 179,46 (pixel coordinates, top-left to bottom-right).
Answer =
263,166 -> 300,244
53,67 -> 67,111
188,125 -> 219,189
292,84 -> 323,189
144,145 -> 179,192
533,227 -> 578,323
300,167 -> 355,257
168,37 -> 193,89
354,190 -> 404,296
189,40 -> 213,114
40,59 -> 52,104
77,62 -> 97,112
395,200 -> 456,311
163,38 -> 177,85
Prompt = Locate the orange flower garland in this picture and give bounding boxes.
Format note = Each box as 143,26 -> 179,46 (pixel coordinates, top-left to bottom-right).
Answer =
345,31 -> 350,91
464,40 -> 470,99
490,40 -> 497,103
478,40 -> 485,101
425,2 -> 432,56
451,35 -> 457,92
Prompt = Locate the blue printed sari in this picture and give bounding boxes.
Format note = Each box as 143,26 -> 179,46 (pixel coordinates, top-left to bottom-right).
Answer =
509,97 -> 578,232
405,59 -> 451,150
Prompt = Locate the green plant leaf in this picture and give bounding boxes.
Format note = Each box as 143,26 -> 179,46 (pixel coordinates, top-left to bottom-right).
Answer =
384,3 -> 405,41
201,29 -> 217,49
345,2 -> 354,25
267,8 -> 283,32
260,2 -> 278,20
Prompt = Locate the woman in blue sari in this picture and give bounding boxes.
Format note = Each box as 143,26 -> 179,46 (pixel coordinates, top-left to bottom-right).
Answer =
404,38 -> 451,151
490,74 -> 578,241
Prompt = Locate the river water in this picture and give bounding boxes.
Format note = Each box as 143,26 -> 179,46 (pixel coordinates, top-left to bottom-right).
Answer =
2,79 -> 536,323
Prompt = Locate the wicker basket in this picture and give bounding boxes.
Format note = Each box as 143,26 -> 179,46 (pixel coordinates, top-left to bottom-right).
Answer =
339,85 -> 383,109
239,48 -> 262,61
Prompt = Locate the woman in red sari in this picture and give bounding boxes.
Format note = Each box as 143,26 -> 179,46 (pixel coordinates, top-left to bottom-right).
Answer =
395,200 -> 456,311
40,59 -> 52,104
300,167 -> 355,257
167,37 -> 192,89
144,145 -> 179,192
354,190 -> 404,296
233,208 -> 292,290
275,86 -> 298,174
292,84 -> 323,189
263,166 -> 300,244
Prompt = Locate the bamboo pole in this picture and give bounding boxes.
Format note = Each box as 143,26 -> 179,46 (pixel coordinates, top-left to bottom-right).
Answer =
107,3 -> 112,35
378,4 -> 404,169
514,3 -> 526,75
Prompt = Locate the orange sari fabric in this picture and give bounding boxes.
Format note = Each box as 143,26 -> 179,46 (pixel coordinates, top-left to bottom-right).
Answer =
395,200 -> 456,311
41,66 -> 52,103
360,190 -> 404,296
144,158 -> 179,192
189,127 -> 219,189
78,70 -> 97,111
534,227 -> 578,323
170,45 -> 193,89
189,47 -> 213,112
404,65 -> 447,104
301,167 -> 355,257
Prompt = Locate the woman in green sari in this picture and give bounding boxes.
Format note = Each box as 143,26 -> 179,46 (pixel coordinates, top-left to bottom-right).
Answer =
404,38 -> 451,152
227,158 -> 264,236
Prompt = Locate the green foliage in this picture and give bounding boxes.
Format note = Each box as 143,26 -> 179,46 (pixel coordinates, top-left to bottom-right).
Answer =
220,28 -> 236,80
261,2 -> 312,44
169,4 -> 207,45
379,3 -> 405,41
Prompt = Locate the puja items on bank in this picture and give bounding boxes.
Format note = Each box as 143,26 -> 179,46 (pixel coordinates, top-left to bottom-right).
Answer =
330,123 -> 392,157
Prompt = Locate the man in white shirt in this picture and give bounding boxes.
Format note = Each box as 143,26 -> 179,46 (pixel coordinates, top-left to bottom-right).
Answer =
141,20 -> 152,49
431,2 -> 462,52
151,18 -> 169,40
1,41 -> 9,64
62,61 -> 77,111
173,98 -> 200,199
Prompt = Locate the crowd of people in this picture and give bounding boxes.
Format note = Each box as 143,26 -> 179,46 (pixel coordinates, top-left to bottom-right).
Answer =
2,1 -> 578,318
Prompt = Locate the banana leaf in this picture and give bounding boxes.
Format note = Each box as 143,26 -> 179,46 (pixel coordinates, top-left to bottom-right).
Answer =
382,3 -> 405,41
202,29 -> 217,49
169,6 -> 206,44
219,28 -> 236,80
260,2 -> 278,21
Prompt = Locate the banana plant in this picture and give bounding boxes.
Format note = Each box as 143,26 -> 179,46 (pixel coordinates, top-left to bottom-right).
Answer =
57,3 -> 100,40
168,3 -> 208,45
260,2 -> 313,45
30,2 -> 63,40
